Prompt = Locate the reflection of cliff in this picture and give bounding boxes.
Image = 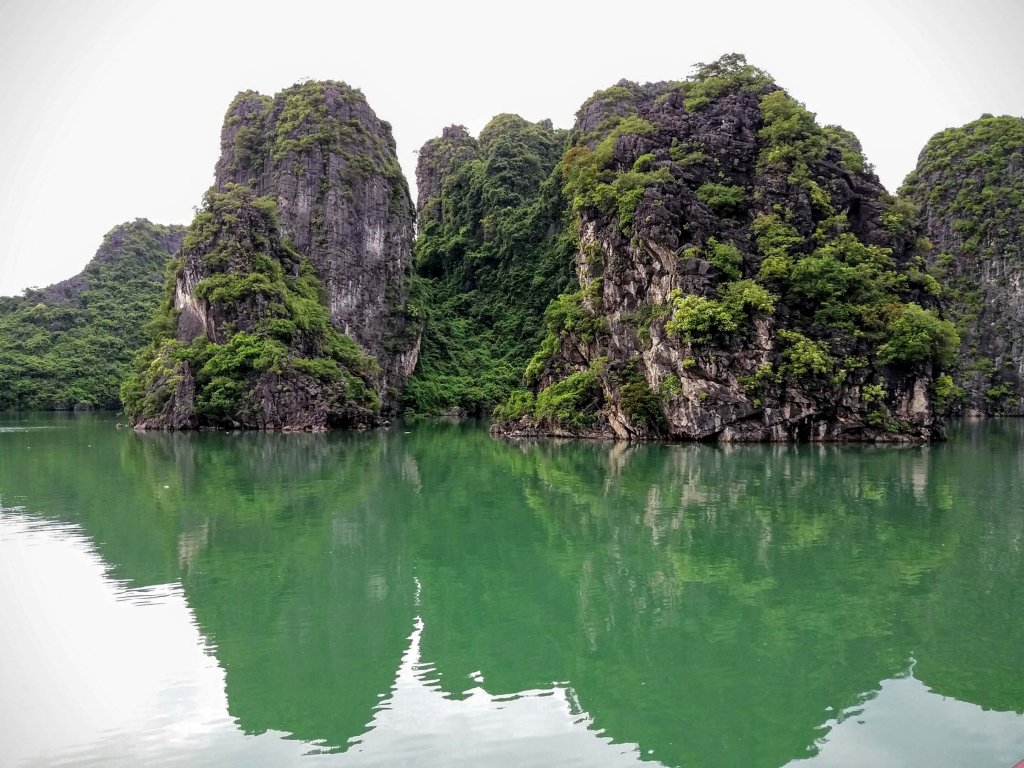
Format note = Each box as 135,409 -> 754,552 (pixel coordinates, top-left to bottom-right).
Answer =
0,416 -> 420,750
906,421 -> 1024,713
337,610 -> 652,766
405,424 -> 1024,767
163,430 -> 420,750
3,415 -> 1022,765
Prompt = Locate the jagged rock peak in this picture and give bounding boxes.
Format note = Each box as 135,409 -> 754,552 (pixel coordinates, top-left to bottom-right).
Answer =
414,115 -> 566,231
213,80 -> 418,406
901,115 -> 1024,415
493,53 -> 957,443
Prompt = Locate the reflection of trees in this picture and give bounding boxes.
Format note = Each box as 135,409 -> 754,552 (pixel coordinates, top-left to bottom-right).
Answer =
0,413 -> 182,586
4,415 -> 1022,766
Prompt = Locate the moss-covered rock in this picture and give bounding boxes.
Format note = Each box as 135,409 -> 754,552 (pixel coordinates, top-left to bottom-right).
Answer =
123,186 -> 380,431
494,54 -> 955,443
900,115 -> 1024,415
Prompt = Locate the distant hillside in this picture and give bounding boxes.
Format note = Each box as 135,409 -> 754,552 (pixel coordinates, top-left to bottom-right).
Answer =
0,220 -> 184,410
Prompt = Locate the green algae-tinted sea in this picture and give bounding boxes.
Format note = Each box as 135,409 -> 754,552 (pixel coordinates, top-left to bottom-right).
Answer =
1,413 -> 1022,767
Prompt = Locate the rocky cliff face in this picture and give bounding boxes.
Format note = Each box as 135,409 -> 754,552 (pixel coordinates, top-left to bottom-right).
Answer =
123,187 -> 381,431
493,55 -> 957,442
214,81 -> 418,408
901,115 -> 1024,415
0,220 -> 184,411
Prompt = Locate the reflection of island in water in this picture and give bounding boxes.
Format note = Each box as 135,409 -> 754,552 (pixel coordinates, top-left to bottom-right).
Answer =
1,415 -> 1023,766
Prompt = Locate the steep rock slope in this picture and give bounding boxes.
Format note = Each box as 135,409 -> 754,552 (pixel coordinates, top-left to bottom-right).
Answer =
901,115 -> 1024,415
0,220 -> 184,410
403,115 -> 576,415
494,55 -> 957,442
214,81 -> 418,405
122,187 -> 380,430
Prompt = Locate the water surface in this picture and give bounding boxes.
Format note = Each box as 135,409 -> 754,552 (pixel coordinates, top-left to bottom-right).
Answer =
1,414 -> 1022,767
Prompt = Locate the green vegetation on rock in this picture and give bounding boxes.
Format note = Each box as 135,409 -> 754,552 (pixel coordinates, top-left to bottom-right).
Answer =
495,53 -> 958,442
901,115 -> 1024,414
404,115 -> 576,416
122,186 -> 379,429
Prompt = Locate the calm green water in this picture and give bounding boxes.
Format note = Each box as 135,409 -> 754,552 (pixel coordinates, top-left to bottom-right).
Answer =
1,414 -> 1023,767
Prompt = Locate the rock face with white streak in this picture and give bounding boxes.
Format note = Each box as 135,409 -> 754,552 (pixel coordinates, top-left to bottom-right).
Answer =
213,81 -> 419,411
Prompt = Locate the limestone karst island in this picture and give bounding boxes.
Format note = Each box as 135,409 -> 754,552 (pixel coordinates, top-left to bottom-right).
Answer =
2,56 -> 1021,441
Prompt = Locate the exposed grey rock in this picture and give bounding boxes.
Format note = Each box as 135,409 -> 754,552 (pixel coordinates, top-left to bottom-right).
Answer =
214,81 -> 419,412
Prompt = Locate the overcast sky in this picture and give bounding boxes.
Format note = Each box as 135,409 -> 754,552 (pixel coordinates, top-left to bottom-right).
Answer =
1,0 -> 1022,296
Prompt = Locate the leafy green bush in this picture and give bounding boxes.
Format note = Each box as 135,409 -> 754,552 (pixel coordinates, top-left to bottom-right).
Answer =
681,53 -> 772,111
696,183 -> 747,217
534,369 -> 601,430
707,238 -> 743,279
665,281 -> 776,344
665,294 -> 739,343
492,389 -> 535,422
720,280 -> 776,315
658,374 -> 682,398
758,91 -> 827,170
543,290 -> 607,341
823,125 -> 870,174
778,330 -> 834,380
934,374 -> 964,409
878,303 -> 959,367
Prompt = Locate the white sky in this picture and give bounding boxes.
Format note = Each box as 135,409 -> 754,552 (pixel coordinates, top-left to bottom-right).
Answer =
1,0 -> 1022,296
